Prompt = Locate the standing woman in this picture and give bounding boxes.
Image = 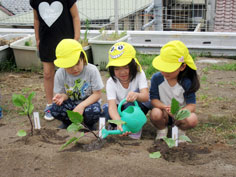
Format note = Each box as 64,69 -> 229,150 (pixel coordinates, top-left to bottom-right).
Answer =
30,0 -> 80,120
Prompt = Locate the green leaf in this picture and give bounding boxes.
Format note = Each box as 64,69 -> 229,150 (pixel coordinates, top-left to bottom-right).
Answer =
163,137 -> 175,148
175,109 -> 191,120
67,110 -> 83,124
60,132 -> 85,150
28,92 -> 35,104
179,135 -> 192,142
28,104 -> 34,115
12,94 -> 26,107
171,98 -> 180,115
17,130 -> 27,137
108,119 -> 126,125
149,151 -> 161,159
60,137 -> 78,150
67,123 -> 84,132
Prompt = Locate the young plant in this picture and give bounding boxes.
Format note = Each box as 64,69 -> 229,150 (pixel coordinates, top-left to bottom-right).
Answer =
60,110 -> 101,150
163,98 -> 192,148
80,19 -> 90,47
12,91 -> 35,136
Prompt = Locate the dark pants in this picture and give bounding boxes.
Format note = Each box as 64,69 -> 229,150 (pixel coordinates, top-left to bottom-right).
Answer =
51,99 -> 101,128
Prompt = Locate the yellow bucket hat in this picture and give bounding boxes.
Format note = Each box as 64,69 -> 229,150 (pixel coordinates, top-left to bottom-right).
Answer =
106,42 -> 142,71
54,39 -> 88,68
152,40 -> 197,72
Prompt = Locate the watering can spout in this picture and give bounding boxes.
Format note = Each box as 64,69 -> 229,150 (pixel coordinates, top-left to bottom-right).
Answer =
102,128 -> 122,139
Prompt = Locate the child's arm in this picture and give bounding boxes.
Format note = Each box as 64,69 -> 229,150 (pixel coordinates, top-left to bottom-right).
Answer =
70,3 -> 80,41
126,88 -> 149,103
108,100 -> 127,133
32,10 -> 40,49
73,90 -> 101,115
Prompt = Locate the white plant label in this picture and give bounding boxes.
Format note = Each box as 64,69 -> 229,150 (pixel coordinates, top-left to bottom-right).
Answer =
33,112 -> 41,129
172,125 -> 178,147
99,117 -> 106,138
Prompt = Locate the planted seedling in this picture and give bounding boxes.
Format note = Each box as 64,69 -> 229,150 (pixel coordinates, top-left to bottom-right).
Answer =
149,98 -> 192,159
24,38 -> 33,46
12,91 -> 35,136
60,110 -> 102,150
80,19 -> 90,47
163,98 -> 192,148
99,27 -> 127,41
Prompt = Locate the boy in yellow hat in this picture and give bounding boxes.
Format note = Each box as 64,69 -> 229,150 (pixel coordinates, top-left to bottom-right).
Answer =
50,39 -> 104,129
102,42 -> 151,139
150,40 -> 200,141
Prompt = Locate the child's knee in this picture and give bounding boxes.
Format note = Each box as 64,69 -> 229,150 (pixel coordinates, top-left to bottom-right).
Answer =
186,113 -> 198,128
150,108 -> 164,121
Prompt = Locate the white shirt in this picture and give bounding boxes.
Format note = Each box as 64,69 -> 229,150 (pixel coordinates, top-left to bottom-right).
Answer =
106,71 -> 148,104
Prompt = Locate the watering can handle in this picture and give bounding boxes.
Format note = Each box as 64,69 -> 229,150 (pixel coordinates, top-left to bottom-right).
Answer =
118,99 -> 139,116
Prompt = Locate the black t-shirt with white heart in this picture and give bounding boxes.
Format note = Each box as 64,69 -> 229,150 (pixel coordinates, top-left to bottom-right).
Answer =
30,0 -> 76,62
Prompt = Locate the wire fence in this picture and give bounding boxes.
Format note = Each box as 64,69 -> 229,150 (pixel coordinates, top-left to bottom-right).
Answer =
0,0 -> 235,32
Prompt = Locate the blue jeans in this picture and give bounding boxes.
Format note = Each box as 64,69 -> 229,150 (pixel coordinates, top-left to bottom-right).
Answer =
51,99 -> 101,128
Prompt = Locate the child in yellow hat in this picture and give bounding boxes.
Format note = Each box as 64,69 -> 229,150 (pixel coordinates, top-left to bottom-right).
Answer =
150,40 -> 200,141
50,39 -> 104,129
102,42 -> 151,139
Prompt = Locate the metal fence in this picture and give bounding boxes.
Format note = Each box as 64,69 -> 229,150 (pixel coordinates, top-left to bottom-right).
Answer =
0,0 -> 232,32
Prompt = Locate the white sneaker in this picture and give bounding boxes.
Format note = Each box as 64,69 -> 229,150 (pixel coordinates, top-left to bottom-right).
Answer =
155,127 -> 168,140
44,104 -> 54,121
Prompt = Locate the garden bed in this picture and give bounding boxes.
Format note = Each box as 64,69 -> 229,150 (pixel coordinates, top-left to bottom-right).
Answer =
0,57 -> 236,176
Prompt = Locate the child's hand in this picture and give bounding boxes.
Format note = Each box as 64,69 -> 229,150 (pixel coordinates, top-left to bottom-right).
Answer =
126,91 -> 138,102
73,104 -> 85,115
53,94 -> 66,105
118,124 -> 131,136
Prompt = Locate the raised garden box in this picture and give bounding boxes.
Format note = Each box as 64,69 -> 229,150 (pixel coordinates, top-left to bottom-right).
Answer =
0,34 -> 30,64
10,35 -> 42,69
88,32 -> 130,70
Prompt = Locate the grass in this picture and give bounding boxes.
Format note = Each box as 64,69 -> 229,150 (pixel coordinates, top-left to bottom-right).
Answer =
207,63 -> 236,71
137,53 -> 157,80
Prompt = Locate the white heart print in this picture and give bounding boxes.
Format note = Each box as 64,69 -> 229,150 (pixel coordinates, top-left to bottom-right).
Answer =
39,1 -> 63,27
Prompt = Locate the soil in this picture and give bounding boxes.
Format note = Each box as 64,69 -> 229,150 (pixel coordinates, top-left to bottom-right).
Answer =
0,57 -> 236,177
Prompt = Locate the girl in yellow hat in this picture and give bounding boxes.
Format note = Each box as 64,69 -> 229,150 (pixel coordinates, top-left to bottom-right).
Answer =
102,42 -> 151,139
150,40 -> 200,141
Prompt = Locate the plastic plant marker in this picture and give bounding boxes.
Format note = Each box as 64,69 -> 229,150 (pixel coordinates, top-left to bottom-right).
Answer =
33,112 -> 41,129
99,117 -> 106,138
172,125 -> 178,147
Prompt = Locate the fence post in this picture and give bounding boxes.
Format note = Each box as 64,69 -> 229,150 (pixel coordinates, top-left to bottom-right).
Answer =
114,0 -> 119,33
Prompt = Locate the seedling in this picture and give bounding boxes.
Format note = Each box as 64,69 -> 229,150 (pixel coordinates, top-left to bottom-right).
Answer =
149,98 -> 192,159
99,27 -> 127,41
163,98 -> 192,148
12,91 -> 35,136
60,110 -> 101,150
80,19 -> 90,47
24,38 -> 32,46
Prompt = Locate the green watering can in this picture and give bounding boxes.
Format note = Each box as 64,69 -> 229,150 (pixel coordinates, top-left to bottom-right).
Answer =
102,99 -> 147,139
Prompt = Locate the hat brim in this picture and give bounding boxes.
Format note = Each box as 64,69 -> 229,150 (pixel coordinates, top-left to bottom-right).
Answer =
106,58 -> 132,68
152,55 -> 182,73
54,51 -> 81,68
